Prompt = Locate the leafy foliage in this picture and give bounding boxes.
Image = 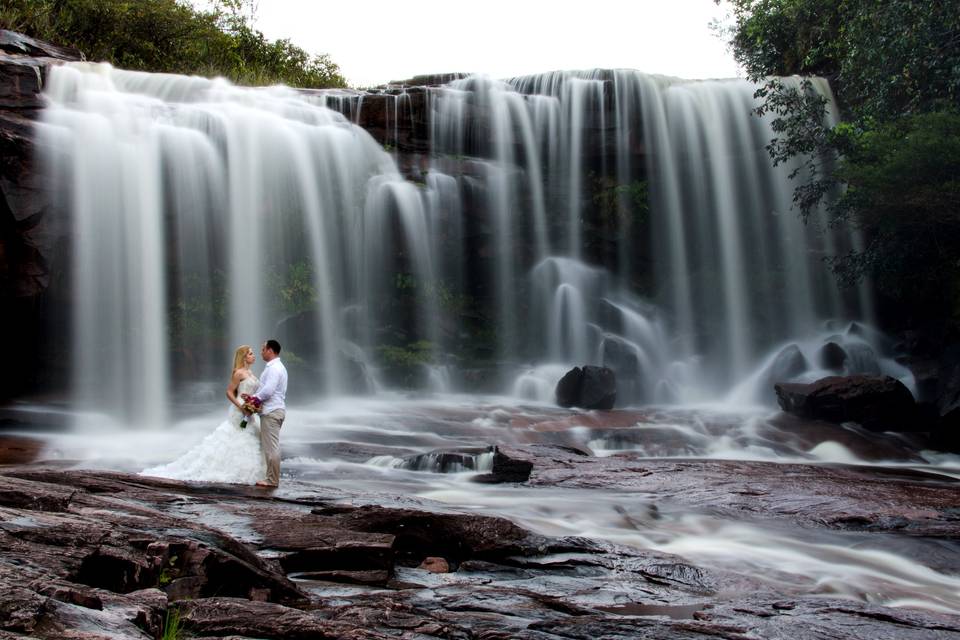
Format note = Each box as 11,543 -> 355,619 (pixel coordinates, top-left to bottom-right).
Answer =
828,111 -> 960,303
274,261 -> 318,315
838,2 -> 960,121
719,0 -> 960,117
158,554 -> 179,587
718,0 -> 843,80
592,176 -> 649,227
169,271 -> 227,345
717,0 -> 960,324
0,0 -> 347,88
376,340 -> 434,369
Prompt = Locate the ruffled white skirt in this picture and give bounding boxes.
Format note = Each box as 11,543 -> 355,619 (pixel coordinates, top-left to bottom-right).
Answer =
141,412 -> 266,484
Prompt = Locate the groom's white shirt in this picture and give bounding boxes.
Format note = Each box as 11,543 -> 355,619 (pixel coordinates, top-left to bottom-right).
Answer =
255,358 -> 288,414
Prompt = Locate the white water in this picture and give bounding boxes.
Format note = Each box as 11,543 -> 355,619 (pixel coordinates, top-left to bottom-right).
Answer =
21,394 -> 960,615
39,63 -> 890,424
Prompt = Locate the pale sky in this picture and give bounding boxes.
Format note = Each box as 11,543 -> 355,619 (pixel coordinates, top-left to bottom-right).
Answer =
252,0 -> 742,87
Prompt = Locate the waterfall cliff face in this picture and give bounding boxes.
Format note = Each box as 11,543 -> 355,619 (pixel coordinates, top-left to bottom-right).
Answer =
40,62 -> 879,425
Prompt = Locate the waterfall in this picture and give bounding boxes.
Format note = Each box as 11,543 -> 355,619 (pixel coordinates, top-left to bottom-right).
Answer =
39,62 -> 885,425
42,63 -> 401,424
425,69 -> 875,402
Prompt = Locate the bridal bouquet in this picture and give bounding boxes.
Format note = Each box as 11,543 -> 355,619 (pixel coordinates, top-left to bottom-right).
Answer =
238,394 -> 262,429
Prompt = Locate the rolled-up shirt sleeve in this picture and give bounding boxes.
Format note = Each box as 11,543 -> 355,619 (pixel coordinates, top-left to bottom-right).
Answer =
255,368 -> 278,402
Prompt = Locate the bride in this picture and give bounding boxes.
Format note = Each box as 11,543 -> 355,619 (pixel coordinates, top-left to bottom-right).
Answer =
142,345 -> 267,484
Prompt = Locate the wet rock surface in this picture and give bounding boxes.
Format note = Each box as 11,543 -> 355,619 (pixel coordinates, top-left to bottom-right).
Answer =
0,462 -> 956,639
556,366 -> 617,410
1,31 -> 82,401
818,341 -> 848,371
0,31 -> 83,62
776,375 -> 922,431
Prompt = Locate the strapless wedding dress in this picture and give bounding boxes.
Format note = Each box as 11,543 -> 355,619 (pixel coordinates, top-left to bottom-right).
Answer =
141,375 -> 267,484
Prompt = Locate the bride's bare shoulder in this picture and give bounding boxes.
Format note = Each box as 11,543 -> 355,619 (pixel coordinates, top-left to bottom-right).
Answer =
231,368 -> 249,382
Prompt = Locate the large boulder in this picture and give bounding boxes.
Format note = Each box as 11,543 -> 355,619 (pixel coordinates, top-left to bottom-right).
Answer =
757,344 -> 809,403
775,375 -> 921,432
601,335 -> 644,403
555,366 -> 616,410
768,344 -> 809,382
817,342 -> 848,371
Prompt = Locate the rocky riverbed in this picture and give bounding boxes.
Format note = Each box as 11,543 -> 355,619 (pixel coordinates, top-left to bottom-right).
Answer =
2,415 -> 960,639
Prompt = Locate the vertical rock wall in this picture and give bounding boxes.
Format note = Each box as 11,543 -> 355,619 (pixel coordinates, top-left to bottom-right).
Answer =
0,31 -> 81,399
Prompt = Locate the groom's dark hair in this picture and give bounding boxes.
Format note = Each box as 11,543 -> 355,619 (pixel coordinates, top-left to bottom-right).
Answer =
266,339 -> 282,355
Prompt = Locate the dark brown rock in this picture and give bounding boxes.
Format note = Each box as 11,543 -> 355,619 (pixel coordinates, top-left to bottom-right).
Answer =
0,474 -> 75,512
178,597 -> 391,639
818,341 -> 848,371
0,32 -> 83,402
775,375 -> 921,431
0,54 -> 46,111
0,436 -> 43,464
74,545 -> 157,594
418,556 -> 450,573
294,568 -> 391,585
556,365 -> 617,410
311,504 -> 536,567
472,445 -> 534,483
556,366 -> 585,407
0,584 -> 47,633
581,365 -> 618,410
0,30 -> 83,61
0,467 -> 958,638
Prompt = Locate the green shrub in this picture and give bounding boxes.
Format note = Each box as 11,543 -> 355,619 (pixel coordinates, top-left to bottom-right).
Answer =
161,607 -> 181,640
377,340 -> 433,368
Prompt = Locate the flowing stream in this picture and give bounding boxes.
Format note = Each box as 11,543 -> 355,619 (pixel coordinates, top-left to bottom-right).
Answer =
23,395 -> 960,615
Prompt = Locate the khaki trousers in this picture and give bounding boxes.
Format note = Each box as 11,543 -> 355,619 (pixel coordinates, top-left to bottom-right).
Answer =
260,409 -> 286,485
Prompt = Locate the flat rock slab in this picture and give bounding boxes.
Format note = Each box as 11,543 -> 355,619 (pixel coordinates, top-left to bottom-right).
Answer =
0,467 -> 957,639
495,445 -> 960,538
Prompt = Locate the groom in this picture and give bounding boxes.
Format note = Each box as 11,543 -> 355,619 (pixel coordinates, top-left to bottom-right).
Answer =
252,339 -> 288,487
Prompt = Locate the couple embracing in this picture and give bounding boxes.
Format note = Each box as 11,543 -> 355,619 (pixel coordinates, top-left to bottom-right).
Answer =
143,339 -> 288,487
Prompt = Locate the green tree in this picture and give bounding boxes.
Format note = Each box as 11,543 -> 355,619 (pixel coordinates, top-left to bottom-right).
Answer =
718,0 -> 960,117
716,0 -> 960,325
828,112 -> 960,302
0,0 -> 347,88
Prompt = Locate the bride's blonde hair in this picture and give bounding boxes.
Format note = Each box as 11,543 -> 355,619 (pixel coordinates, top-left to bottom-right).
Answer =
232,344 -> 252,373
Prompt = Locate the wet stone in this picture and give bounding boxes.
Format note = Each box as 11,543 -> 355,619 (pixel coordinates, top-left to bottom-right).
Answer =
818,341 -> 848,371
0,467 -> 957,638
418,556 -> 450,573
775,375 -> 921,431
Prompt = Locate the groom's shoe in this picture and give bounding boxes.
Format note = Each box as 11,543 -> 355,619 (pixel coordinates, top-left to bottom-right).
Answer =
255,481 -> 278,488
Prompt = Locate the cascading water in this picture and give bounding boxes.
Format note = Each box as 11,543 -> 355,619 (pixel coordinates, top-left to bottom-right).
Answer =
423,70 -> 890,403
42,63 -> 400,425
40,62 -> 898,426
